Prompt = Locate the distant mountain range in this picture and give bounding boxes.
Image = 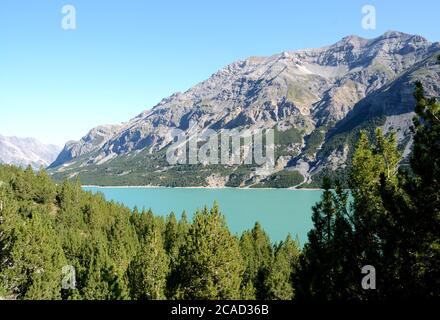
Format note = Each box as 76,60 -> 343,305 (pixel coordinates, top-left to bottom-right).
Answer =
48,31 -> 440,187
0,135 -> 61,170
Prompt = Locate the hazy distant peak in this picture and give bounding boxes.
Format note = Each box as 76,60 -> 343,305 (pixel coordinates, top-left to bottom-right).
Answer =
0,135 -> 61,169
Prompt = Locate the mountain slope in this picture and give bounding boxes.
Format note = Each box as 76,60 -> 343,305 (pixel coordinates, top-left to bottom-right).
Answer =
300,51 -> 440,185
49,31 -> 440,187
0,135 -> 61,170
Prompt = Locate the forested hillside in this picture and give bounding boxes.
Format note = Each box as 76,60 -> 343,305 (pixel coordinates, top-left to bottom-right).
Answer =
0,165 -> 299,300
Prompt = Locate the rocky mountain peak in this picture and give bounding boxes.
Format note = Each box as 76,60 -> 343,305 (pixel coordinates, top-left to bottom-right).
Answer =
337,34 -> 368,46
380,30 -> 418,40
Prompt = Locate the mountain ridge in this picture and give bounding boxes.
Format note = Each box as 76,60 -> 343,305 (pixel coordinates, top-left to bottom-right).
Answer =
49,31 -> 440,187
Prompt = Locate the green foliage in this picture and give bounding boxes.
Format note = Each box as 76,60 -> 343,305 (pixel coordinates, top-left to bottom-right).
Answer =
0,165 -> 138,300
127,220 -> 169,300
225,166 -> 255,187
318,115 -> 387,167
34,169 -> 57,205
303,129 -> 325,156
239,223 -> 273,299
274,127 -> 303,146
273,126 -> 303,160
303,167 -> 349,189
3,210 -> 67,299
164,212 -> 189,297
0,166 -> 296,300
253,170 -> 304,188
264,235 -> 300,300
296,178 -> 355,300
173,204 -> 244,299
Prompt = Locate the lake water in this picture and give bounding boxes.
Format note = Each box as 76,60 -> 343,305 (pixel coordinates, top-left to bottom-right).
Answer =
83,187 -> 322,245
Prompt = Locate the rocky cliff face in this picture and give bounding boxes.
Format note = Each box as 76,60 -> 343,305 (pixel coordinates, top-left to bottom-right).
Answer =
0,135 -> 61,170
49,31 -> 440,187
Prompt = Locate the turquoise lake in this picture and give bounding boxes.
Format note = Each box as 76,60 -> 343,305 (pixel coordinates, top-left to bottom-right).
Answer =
83,187 -> 322,245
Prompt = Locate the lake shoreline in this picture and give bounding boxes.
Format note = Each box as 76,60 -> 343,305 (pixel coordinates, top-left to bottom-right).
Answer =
82,185 -> 322,191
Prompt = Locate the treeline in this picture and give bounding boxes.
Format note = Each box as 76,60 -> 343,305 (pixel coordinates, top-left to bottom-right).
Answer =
0,82 -> 439,300
0,165 -> 299,300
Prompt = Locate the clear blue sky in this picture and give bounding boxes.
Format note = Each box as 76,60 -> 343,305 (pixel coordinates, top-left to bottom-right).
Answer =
1,0 -> 439,145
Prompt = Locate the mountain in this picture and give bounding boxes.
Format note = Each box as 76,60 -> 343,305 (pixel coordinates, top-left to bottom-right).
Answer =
48,31 -> 440,187
0,135 -> 61,170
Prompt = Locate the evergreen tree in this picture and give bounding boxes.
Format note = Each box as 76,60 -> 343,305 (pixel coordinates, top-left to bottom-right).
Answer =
239,231 -> 258,299
11,166 -> 36,202
102,264 -> 131,300
297,177 -> 355,300
164,212 -> 179,255
164,212 -> 189,298
34,169 -> 57,205
379,82 -> 440,298
349,129 -> 401,299
239,222 -> 273,300
297,177 -> 337,299
264,234 -> 300,300
127,220 -> 169,300
175,204 -> 243,299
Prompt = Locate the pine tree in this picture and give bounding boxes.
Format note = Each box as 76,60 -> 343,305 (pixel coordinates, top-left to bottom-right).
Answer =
101,265 -> 130,300
297,177 -> 336,299
239,231 -> 258,299
239,222 -> 273,300
164,212 -> 179,255
175,204 -> 243,300
10,166 -> 36,202
296,177 -> 356,300
349,129 -> 401,299
264,234 -> 300,300
379,82 -> 440,298
164,212 -> 189,298
127,220 -> 169,300
34,169 -> 57,205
